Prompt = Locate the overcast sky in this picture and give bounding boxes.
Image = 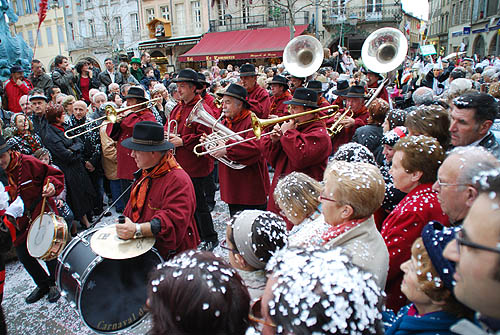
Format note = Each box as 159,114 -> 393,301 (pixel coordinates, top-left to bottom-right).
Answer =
402,0 -> 429,20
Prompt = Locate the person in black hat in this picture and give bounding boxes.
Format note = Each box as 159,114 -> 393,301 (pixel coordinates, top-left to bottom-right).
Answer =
196,72 -> 218,114
262,87 -> 331,227
331,85 -> 370,153
167,68 -> 219,251
115,121 -> 200,258
0,134 -> 65,304
330,79 -> 350,109
3,65 -> 32,114
107,86 -> 157,205
366,70 -> 389,103
203,83 -> 269,217
288,75 -> 305,95
306,80 -> 330,109
238,63 -> 271,118
269,75 -> 292,117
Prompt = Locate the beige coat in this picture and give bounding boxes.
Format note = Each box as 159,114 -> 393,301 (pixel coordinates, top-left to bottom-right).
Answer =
100,121 -> 118,180
323,216 -> 389,289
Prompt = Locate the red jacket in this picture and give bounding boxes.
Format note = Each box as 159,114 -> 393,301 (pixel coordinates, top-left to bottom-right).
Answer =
123,166 -> 199,259
4,78 -> 32,113
166,95 -> 214,178
218,111 -> 270,205
368,82 -> 389,103
202,93 -> 219,117
107,109 -> 157,180
381,183 -> 450,311
263,120 -> 331,224
270,91 -> 292,117
248,85 -> 271,119
6,154 -> 64,247
331,105 -> 369,153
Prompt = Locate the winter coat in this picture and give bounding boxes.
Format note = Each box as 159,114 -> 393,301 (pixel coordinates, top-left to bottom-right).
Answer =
51,68 -> 79,97
352,124 -> 384,154
29,73 -> 53,96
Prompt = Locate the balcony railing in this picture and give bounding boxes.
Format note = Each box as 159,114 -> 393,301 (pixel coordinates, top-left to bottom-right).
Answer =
209,11 -> 309,32
323,4 -> 402,26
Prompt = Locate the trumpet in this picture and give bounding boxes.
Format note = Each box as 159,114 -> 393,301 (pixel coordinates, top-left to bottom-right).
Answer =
326,107 -> 353,136
165,119 -> 178,155
64,98 -> 161,139
192,105 -> 339,157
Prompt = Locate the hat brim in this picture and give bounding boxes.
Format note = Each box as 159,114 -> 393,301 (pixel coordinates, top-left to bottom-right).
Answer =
217,91 -> 251,108
29,95 -> 49,102
268,81 -> 288,86
332,88 -> 350,96
239,72 -> 258,77
172,78 -> 204,89
345,93 -> 367,99
123,94 -> 149,101
121,138 -> 174,152
284,100 -> 317,108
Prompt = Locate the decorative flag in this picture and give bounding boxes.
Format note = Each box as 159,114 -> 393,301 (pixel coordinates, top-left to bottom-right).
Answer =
37,0 -> 48,30
405,22 -> 410,35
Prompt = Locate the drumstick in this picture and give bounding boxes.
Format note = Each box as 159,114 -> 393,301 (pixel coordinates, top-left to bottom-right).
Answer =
39,179 -> 50,227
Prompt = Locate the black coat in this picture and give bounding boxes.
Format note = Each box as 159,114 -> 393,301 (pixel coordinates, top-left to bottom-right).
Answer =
42,124 -> 96,219
352,125 -> 383,155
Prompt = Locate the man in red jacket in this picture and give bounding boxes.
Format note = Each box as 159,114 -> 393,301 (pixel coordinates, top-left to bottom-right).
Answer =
116,121 -> 200,259
239,64 -> 271,119
0,135 -> 65,304
166,69 -> 219,251
263,88 -> 331,229
107,86 -> 157,204
269,75 -> 292,117
204,84 -> 270,217
3,66 -> 32,113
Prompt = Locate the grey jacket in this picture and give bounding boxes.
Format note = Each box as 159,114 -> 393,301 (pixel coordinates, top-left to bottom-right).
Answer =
29,73 -> 53,96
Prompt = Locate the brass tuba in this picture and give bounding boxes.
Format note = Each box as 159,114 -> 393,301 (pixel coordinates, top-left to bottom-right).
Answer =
186,101 -> 246,170
283,35 -> 324,78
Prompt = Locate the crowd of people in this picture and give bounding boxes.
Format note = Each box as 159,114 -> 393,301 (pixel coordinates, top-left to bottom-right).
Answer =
0,49 -> 499,335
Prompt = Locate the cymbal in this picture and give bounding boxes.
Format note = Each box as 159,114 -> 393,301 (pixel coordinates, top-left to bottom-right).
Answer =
90,224 -> 156,260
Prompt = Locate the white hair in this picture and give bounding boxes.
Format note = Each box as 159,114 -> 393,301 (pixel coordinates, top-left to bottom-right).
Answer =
93,92 -> 107,103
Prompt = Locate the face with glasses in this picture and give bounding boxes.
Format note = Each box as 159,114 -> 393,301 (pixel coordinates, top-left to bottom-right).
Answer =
320,179 -> 351,226
432,155 -> 475,223
443,193 -> 500,318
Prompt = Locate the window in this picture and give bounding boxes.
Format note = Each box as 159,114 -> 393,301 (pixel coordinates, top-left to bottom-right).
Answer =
146,8 -> 155,22
175,3 -> 185,34
46,26 -> 53,45
113,17 -> 122,34
366,0 -> 382,13
104,19 -> 110,36
130,13 -> 139,32
216,0 -> 225,26
24,0 -> 33,14
241,0 -> 249,23
191,1 -> 201,30
78,19 -> 86,37
58,25 -> 65,43
88,18 -> 96,37
160,5 -> 170,20
27,30 -> 34,47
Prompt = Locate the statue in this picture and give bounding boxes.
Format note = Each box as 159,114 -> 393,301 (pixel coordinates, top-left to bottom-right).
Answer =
0,0 -> 33,81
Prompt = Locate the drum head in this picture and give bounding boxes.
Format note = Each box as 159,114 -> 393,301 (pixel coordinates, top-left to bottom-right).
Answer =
90,225 -> 155,260
27,213 -> 55,258
80,250 -> 162,332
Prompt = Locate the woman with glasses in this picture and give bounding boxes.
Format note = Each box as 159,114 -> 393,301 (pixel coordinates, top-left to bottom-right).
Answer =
320,160 -> 389,289
384,222 -> 473,334
381,135 -> 449,312
223,210 -> 287,300
146,250 -> 250,335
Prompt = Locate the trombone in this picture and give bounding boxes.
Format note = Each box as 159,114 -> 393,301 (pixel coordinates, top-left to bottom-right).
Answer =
64,98 -> 161,139
193,105 -> 338,157
165,119 -> 178,155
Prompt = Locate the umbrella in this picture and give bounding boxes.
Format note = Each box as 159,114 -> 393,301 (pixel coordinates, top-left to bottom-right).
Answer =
443,52 -> 466,61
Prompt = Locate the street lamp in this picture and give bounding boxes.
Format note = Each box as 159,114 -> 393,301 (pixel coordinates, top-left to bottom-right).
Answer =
51,1 -> 62,55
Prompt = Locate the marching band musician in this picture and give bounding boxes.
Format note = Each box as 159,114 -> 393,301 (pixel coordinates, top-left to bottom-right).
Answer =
166,69 -> 219,251
238,64 -> 271,119
288,75 -> 305,95
197,72 -> 218,115
0,135 -> 65,304
107,86 -> 157,205
306,80 -> 331,117
116,121 -> 200,259
263,88 -> 331,229
366,70 -> 389,103
269,75 -> 292,117
203,84 -> 270,217
331,85 -> 370,153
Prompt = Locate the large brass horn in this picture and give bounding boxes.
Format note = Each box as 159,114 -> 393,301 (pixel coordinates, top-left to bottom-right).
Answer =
64,98 -> 161,139
283,35 -> 324,78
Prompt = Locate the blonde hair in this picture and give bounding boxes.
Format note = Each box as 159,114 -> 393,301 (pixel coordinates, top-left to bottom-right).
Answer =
324,161 -> 385,220
274,172 -> 321,224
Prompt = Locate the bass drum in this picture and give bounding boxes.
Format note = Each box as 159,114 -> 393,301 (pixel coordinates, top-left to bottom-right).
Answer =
56,227 -> 163,333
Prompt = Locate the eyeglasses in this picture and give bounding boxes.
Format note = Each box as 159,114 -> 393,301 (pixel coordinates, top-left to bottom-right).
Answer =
220,239 -> 238,254
249,298 -> 276,330
436,178 -> 467,188
455,227 -> 500,255
319,190 -> 337,203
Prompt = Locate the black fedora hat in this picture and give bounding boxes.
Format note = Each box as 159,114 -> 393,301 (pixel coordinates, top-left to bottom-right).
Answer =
306,80 -> 323,92
217,83 -> 250,108
332,80 -> 350,96
284,88 -> 318,108
124,86 -> 148,101
345,85 -> 367,99
121,121 -> 174,152
239,64 -> 257,77
268,75 -> 288,87
173,69 -> 204,89
0,136 -> 13,155
197,72 -> 209,87
367,70 -> 383,81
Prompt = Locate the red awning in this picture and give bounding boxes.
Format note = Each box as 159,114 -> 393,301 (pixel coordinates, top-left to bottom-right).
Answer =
179,25 -> 309,62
